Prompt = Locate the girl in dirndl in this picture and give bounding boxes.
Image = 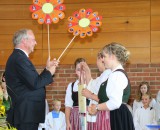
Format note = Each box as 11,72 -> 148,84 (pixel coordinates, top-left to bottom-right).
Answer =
81,52 -> 111,130
65,58 -> 88,130
88,42 -> 135,130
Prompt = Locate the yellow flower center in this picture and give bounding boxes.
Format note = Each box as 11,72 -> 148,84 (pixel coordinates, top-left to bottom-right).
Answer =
79,18 -> 90,28
42,3 -> 54,14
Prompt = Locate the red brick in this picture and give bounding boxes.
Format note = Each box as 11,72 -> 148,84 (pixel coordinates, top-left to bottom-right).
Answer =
127,73 -> 137,76
53,95 -> 65,99
129,77 -> 143,81
58,82 -> 68,86
143,68 -> 156,72
58,91 -> 66,94
52,87 -> 65,91
155,86 -> 160,90
130,82 -> 136,85
46,95 -> 52,99
67,78 -> 77,82
59,73 -> 71,77
125,68 -> 130,72
55,78 -> 67,82
150,73 -> 160,76
49,82 -> 58,86
56,69 -> 65,73
150,81 -> 160,85
150,90 -> 159,94
131,87 -> 137,91
150,64 -> 160,67
130,68 -> 143,72
137,64 -> 149,68
143,77 -> 156,81
156,77 -> 160,80
47,91 -> 57,94
149,86 -> 156,89
137,73 -> 149,76
70,74 -> 77,78
65,69 -> 75,73
46,86 -> 53,91
59,65 -> 73,69
125,64 -> 137,68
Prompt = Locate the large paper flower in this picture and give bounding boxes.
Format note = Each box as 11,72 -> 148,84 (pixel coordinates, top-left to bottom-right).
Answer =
29,0 -> 66,24
68,8 -> 102,38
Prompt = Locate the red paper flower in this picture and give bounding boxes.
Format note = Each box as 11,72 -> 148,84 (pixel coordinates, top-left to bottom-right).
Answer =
29,0 -> 66,24
68,8 -> 102,38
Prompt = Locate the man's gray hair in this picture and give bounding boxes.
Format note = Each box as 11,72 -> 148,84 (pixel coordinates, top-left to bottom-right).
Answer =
12,29 -> 31,47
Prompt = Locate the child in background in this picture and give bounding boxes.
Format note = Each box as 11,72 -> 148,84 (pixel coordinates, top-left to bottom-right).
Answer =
133,81 -> 156,117
65,58 -> 86,130
134,94 -> 156,130
45,99 -> 66,130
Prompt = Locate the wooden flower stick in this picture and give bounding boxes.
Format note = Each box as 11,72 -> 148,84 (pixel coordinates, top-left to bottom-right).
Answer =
47,24 -> 51,59
57,35 -> 76,61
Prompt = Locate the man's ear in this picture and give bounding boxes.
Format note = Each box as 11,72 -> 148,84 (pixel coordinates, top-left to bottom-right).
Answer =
21,37 -> 27,44
21,38 -> 28,48
21,37 -> 25,42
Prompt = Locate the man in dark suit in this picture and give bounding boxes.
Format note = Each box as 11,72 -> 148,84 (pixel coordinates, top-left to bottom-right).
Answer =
5,29 -> 59,130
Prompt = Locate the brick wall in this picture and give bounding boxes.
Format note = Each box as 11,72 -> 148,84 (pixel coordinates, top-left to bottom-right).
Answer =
1,63 -> 160,112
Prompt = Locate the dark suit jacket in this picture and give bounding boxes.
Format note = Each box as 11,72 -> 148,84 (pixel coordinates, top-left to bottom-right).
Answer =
5,49 -> 53,125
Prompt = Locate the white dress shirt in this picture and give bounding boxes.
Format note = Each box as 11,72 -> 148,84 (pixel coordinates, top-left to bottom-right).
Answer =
87,69 -> 111,94
105,64 -> 128,110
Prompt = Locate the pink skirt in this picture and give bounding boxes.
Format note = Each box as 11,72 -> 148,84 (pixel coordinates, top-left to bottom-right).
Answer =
70,106 -> 80,130
87,110 -> 111,130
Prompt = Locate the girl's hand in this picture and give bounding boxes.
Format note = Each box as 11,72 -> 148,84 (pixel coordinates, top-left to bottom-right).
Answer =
80,62 -> 92,84
88,104 -> 98,115
66,122 -> 72,130
81,62 -> 90,74
82,88 -> 92,99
